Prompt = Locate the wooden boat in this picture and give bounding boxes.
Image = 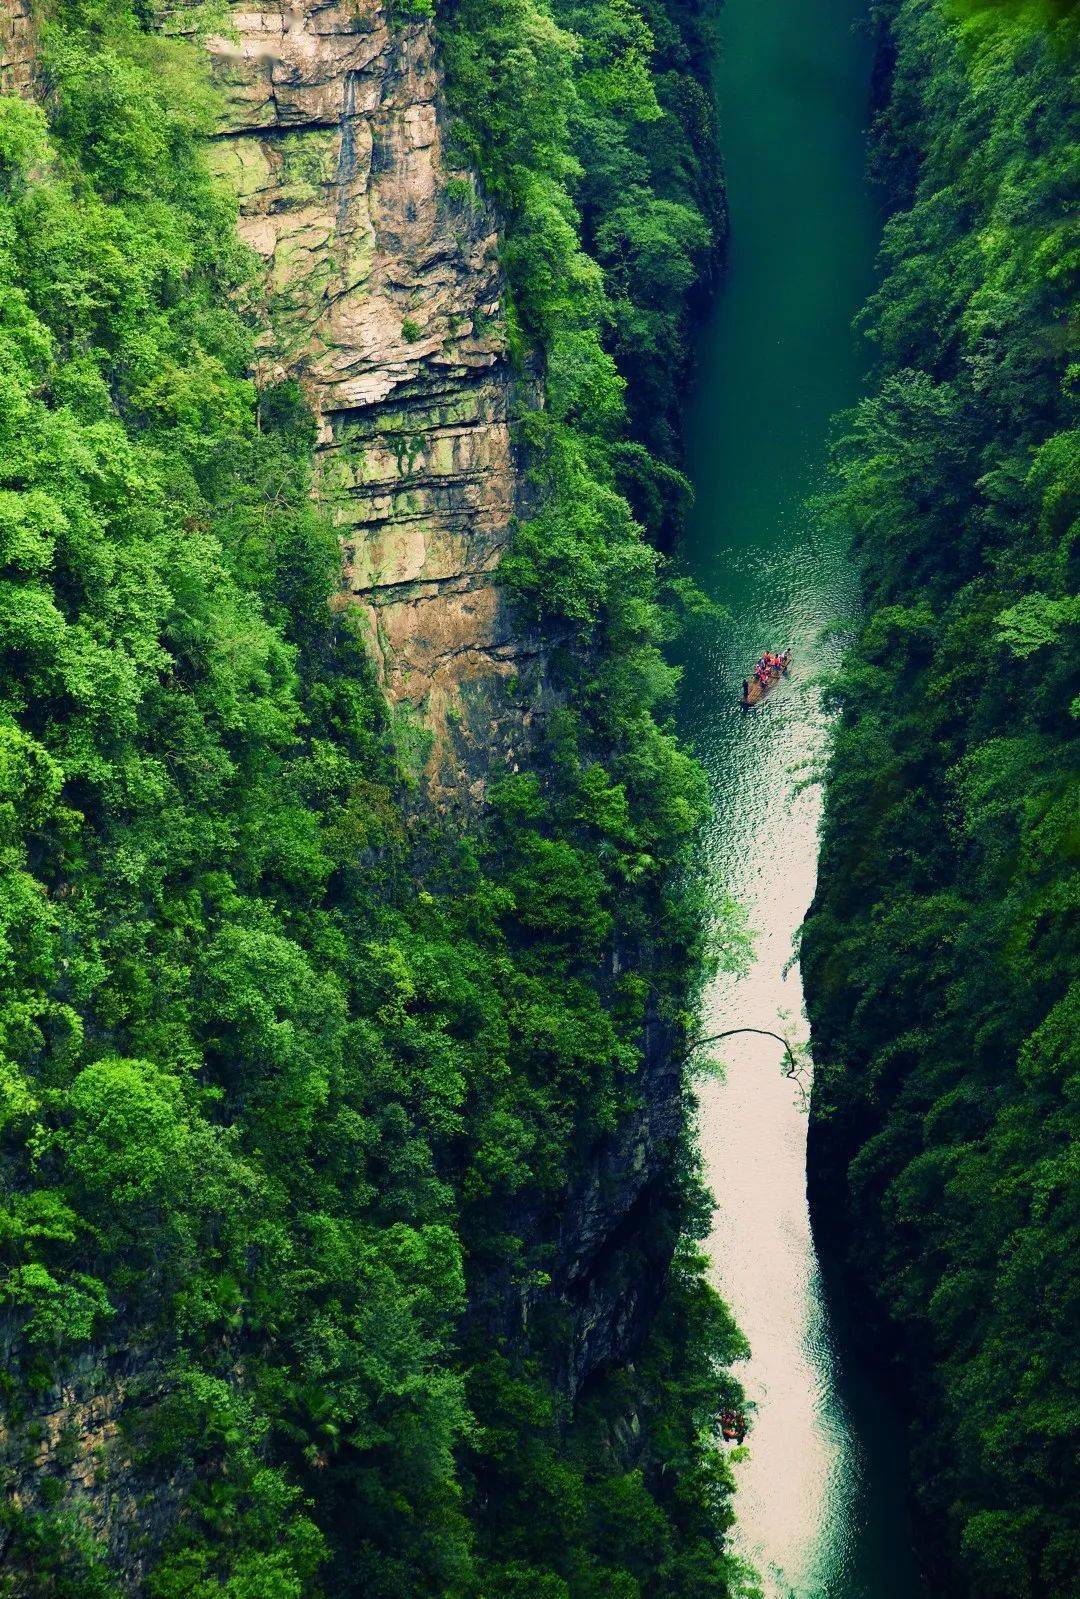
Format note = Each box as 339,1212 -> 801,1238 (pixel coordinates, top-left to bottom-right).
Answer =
740,648 -> 792,707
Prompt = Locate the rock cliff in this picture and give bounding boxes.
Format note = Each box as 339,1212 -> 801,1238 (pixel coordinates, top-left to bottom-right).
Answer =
200,0 -> 550,809
0,0 -> 33,94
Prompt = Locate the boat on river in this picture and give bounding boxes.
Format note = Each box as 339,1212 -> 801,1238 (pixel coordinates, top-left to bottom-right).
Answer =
720,1408 -> 748,1444
741,648 -> 792,707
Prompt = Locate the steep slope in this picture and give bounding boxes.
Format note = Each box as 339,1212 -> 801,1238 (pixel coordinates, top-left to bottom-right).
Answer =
803,4 -> 1079,1596
0,3 -> 751,1596
199,0 -> 550,808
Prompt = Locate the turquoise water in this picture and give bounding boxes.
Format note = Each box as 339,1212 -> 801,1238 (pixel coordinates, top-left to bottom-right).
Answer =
678,2 -> 928,1595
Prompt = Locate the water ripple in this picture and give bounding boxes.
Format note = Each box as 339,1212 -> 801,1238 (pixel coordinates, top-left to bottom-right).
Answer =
676,2 -> 925,1595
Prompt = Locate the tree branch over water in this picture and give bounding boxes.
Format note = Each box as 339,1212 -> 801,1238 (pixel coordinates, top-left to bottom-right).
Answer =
682,1027 -> 810,1106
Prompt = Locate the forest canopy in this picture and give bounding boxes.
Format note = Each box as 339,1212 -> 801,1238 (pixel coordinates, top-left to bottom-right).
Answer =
0,2 -> 753,1596
803,3 -> 1079,1595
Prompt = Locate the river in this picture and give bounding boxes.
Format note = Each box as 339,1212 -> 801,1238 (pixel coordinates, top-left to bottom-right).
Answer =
677,2 -> 927,1597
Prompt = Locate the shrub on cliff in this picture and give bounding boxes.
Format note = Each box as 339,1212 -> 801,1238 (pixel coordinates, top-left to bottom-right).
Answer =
803,4 -> 1080,1594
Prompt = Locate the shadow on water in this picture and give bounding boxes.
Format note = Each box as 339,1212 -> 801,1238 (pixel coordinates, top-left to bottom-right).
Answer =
675,2 -> 928,1596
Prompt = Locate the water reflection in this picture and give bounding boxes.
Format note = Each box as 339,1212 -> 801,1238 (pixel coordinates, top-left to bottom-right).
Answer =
675,0 -> 925,1595
689,535 -> 866,1599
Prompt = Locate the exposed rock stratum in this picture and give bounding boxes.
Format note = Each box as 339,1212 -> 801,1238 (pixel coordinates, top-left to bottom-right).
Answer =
202,0 -> 549,808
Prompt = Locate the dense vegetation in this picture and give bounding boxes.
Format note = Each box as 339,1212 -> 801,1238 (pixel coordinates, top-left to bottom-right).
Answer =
803,3 -> 1079,1596
0,1 -> 755,1596
441,0 -> 724,567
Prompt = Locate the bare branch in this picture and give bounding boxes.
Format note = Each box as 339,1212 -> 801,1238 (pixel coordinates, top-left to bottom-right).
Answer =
681,1027 -> 809,1105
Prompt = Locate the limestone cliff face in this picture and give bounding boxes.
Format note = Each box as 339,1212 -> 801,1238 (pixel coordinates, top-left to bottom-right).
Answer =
555,1005 -> 684,1402
201,0 -> 549,809
0,0 -> 33,95
0,1336 -> 191,1591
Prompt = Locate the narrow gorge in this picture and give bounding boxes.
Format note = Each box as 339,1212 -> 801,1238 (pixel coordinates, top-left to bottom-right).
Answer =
676,1 -> 925,1592
0,2 -> 1075,1597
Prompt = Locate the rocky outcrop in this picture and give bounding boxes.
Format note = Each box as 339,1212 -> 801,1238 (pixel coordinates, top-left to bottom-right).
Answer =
200,0 -> 550,807
0,0 -> 34,95
0,1337 -> 189,1591
556,1005 -> 684,1399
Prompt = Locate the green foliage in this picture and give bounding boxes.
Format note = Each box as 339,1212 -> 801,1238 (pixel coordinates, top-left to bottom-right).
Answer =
803,4 -> 1080,1595
0,0 -> 743,1595
0,1504 -> 123,1598
388,0 -> 435,24
435,4 -> 750,1591
0,0 -> 480,1583
440,0 -> 722,536
457,1246 -> 755,1599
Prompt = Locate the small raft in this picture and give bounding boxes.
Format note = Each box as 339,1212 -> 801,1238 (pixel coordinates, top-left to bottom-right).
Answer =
720,1408 -> 748,1444
741,648 -> 792,708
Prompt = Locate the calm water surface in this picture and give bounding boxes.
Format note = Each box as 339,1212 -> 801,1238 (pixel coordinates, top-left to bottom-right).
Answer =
678,2 -> 927,1595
